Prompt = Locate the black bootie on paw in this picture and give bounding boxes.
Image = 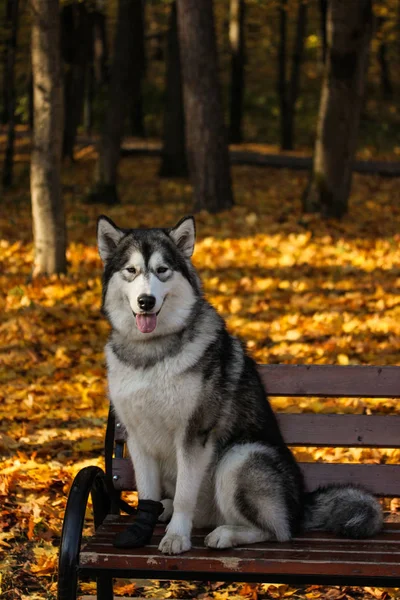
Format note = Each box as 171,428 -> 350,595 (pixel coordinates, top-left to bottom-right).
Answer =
113,500 -> 164,548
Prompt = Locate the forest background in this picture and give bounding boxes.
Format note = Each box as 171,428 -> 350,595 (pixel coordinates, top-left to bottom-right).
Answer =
1,0 -> 400,598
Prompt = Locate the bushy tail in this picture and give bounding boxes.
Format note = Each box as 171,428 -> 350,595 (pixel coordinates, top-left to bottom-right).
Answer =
303,484 -> 383,539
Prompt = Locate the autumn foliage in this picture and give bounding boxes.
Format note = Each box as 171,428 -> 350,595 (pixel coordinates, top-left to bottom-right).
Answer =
1,144 -> 400,598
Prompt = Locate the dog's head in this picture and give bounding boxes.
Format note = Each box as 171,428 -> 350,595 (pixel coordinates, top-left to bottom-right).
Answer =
97,216 -> 201,337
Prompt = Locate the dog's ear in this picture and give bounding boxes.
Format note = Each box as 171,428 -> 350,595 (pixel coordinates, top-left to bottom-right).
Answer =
169,216 -> 196,258
97,215 -> 124,262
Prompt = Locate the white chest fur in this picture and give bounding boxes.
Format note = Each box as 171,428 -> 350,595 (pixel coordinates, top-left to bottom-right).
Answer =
105,343 -> 202,460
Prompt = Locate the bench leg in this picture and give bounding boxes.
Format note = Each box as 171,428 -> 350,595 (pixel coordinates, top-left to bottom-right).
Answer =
58,568 -> 78,600
97,575 -> 113,600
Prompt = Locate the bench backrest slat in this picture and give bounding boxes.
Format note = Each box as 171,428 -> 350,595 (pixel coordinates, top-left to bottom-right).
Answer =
115,413 -> 400,448
277,414 -> 400,448
258,364 -> 400,398
112,457 -> 400,497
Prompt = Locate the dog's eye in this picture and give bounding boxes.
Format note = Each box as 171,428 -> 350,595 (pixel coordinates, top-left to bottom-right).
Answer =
157,266 -> 168,274
126,267 -> 137,275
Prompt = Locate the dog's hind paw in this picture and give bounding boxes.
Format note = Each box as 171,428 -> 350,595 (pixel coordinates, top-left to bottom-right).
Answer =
159,499 -> 173,523
158,533 -> 191,554
205,526 -> 235,549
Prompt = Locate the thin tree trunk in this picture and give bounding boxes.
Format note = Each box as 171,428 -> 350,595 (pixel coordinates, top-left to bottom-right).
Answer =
376,19 -> 393,99
2,0 -> 19,189
277,0 -> 289,150
1,3 -> 10,126
303,0 -> 373,219
88,0 -> 144,205
229,0 -> 245,144
286,0 -> 307,149
92,9 -> 108,85
131,92 -> 145,137
159,1 -> 187,178
130,0 -> 146,137
28,71 -> 34,130
176,0 -> 234,213
83,63 -> 94,135
378,41 -> 393,98
319,0 -> 328,66
278,0 -> 307,151
61,2 -> 90,160
30,0 -> 66,275
83,7 -> 108,136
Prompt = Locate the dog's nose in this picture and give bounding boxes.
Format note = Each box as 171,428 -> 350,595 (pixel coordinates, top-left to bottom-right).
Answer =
138,294 -> 156,312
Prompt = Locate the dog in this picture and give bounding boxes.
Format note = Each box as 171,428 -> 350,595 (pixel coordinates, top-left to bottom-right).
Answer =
97,215 -> 383,555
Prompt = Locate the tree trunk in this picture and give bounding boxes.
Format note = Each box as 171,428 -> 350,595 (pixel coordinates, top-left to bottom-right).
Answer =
88,0 -> 144,205
278,0 -> 307,151
277,0 -> 289,149
130,0 -> 146,137
131,92 -> 145,137
176,0 -> 234,213
61,2 -> 90,160
2,0 -> 19,189
159,1 -> 187,178
376,19 -> 393,99
1,8 -> 9,125
303,0 -> 373,219
286,0 -> 307,148
83,7 -> 108,136
30,0 -> 66,276
92,9 -> 108,85
319,0 -> 328,66
28,72 -> 34,131
378,40 -> 393,98
83,63 -> 94,135
229,0 -> 245,144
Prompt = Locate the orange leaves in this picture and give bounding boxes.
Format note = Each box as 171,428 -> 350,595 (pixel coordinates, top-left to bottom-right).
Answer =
30,544 -> 58,575
1,154 -> 400,598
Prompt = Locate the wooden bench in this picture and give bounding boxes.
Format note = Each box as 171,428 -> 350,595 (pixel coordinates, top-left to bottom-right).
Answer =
58,365 -> 400,600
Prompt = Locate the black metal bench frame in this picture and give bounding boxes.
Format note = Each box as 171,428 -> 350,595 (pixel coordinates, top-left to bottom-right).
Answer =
57,365 -> 400,600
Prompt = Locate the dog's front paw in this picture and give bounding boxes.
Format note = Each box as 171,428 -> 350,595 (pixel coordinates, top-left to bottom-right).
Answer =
158,533 -> 191,555
159,499 -> 173,523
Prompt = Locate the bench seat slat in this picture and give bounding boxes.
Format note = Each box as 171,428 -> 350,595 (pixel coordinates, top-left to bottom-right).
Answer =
79,521 -> 400,582
90,518 -> 400,543
258,365 -> 400,398
112,458 -> 400,496
87,534 -> 400,553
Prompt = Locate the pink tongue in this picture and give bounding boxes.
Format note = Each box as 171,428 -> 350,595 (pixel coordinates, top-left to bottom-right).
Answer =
136,313 -> 157,333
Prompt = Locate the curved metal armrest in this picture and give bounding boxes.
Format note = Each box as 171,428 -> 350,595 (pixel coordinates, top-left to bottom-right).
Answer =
58,466 -> 110,599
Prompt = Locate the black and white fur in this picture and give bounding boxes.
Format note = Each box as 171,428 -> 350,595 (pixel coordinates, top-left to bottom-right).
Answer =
97,215 -> 383,555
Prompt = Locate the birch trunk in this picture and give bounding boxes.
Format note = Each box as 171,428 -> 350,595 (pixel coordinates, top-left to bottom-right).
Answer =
30,0 -> 66,275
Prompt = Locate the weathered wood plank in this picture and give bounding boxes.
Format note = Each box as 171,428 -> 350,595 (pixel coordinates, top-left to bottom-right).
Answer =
258,365 -> 400,398
277,414 -> 400,448
112,457 -> 400,496
115,412 -> 400,447
300,463 -> 400,496
79,542 -> 400,578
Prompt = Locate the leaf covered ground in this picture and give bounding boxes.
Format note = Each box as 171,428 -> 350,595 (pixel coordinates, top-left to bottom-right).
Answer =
1,146 -> 400,598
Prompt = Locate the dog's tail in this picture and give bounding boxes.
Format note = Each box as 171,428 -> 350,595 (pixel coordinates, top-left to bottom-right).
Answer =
302,484 -> 383,539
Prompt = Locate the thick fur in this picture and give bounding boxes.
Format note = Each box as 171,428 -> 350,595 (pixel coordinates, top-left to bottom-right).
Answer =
97,215 -> 383,555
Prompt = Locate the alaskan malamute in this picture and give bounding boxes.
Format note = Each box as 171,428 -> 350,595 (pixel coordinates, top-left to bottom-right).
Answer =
97,215 -> 383,555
